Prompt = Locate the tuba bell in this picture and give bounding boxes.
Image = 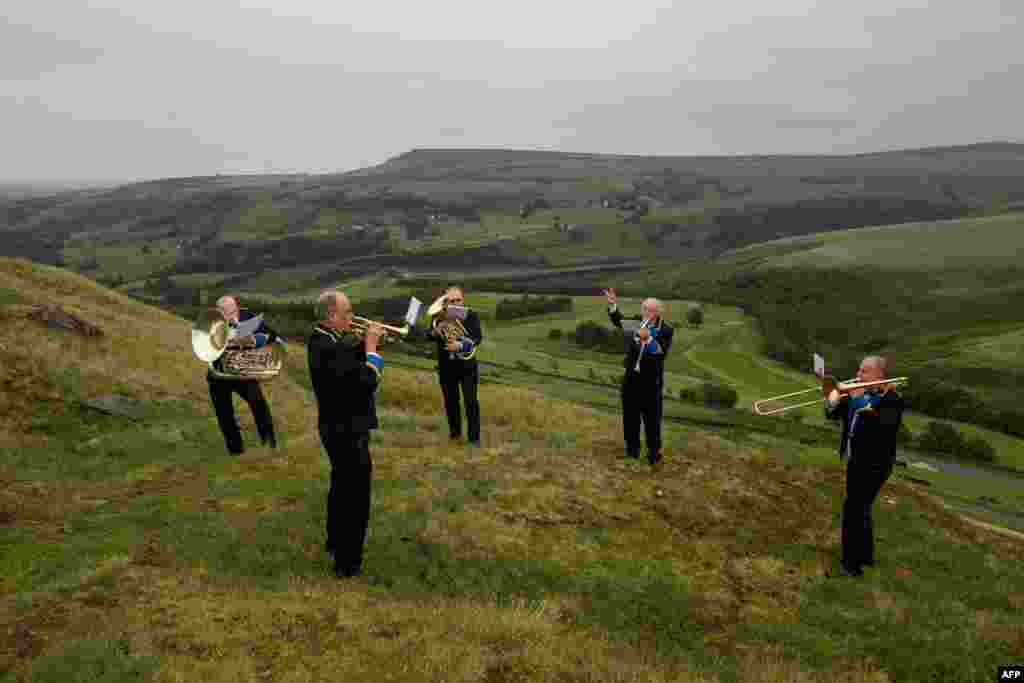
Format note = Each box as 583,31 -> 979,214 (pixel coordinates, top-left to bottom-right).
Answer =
428,294 -> 477,361
191,307 -> 285,381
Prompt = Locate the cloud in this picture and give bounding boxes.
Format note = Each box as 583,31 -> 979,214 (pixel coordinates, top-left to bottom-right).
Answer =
1,0 -> 1021,180
0,19 -> 105,79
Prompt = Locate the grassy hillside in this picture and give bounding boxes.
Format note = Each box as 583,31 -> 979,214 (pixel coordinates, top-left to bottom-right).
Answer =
594,212 -> 1024,440
3,257 -> 1022,682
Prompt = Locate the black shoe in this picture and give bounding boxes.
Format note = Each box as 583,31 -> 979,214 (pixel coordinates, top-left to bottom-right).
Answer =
450,434 -> 462,441
624,450 -> 640,459
828,564 -> 864,578
648,452 -> 663,466
334,565 -> 361,579
228,448 -> 244,456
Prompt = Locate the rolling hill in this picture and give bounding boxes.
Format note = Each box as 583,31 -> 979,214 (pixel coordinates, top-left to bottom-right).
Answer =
3,143 -> 1023,295
603,211 -> 1024,441
1,256 -> 1022,682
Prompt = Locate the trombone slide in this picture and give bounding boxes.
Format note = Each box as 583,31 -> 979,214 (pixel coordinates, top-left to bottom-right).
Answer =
752,377 -> 908,416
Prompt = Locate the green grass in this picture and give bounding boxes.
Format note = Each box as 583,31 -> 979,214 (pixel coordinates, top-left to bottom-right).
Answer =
741,213 -> 1024,271
7,639 -> 158,683
7,256 -> 1024,683
219,192 -> 292,242
61,238 -> 181,281
0,287 -> 23,305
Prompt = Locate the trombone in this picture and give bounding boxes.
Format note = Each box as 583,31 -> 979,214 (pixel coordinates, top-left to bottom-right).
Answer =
753,376 -> 909,416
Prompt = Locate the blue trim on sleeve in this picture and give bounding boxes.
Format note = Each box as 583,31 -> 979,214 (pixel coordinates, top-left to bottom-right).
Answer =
645,339 -> 660,353
648,327 -> 658,339
366,352 -> 383,371
253,333 -> 268,347
460,340 -> 473,354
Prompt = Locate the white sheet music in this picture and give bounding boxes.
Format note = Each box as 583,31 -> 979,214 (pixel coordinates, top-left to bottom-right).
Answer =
229,314 -> 263,339
813,353 -> 825,377
405,297 -> 422,326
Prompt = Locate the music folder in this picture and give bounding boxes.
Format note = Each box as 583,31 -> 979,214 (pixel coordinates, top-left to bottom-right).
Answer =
405,297 -> 422,327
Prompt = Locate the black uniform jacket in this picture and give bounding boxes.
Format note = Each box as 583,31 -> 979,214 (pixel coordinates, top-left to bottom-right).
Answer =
307,324 -> 380,433
825,387 -> 905,462
210,308 -> 278,377
608,307 -> 674,384
434,309 -> 484,373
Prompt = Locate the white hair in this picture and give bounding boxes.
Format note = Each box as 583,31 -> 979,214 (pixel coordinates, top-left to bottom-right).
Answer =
316,290 -> 347,320
642,297 -> 662,313
862,355 -> 888,376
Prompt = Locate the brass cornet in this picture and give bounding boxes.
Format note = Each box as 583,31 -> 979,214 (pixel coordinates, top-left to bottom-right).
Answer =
349,316 -> 410,341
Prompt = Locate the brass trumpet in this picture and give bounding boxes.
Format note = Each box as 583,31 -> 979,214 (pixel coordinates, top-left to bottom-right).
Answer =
753,376 -> 909,416
349,316 -> 410,340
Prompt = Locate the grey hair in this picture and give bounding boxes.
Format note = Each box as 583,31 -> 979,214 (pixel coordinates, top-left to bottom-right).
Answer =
862,355 -> 888,376
315,290 -> 345,321
216,295 -> 237,309
642,297 -> 663,313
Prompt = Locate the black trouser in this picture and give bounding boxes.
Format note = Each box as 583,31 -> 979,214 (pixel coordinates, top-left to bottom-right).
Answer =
621,373 -> 663,457
439,363 -> 480,442
208,377 -> 276,453
841,454 -> 894,572
319,425 -> 373,575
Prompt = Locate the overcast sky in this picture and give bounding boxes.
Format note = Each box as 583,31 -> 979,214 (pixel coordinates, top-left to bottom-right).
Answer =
2,0 -> 1021,182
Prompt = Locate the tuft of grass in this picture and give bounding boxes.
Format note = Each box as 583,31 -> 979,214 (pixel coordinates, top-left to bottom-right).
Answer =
6,638 -> 157,683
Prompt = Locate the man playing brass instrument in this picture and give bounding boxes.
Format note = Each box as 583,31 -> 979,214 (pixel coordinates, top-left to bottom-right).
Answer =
432,286 -> 484,447
208,295 -> 279,455
823,355 -> 905,578
307,290 -> 385,579
604,288 -> 674,466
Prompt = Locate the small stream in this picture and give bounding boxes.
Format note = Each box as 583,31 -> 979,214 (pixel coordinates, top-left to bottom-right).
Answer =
895,449 -> 1024,531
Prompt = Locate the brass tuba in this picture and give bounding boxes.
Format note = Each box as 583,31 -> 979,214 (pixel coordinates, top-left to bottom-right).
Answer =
427,295 -> 477,361
191,308 -> 285,381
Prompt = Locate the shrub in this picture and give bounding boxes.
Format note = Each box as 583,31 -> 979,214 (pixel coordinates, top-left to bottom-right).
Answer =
686,306 -> 704,327
917,421 -> 961,454
895,422 -> 914,444
701,382 -> 739,409
548,328 -> 563,340
573,321 -> 623,354
960,435 -> 997,462
679,387 -> 700,403
496,294 -> 573,320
